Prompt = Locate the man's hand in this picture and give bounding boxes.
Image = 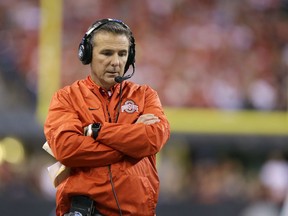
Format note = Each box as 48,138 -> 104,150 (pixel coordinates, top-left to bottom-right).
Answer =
135,114 -> 160,125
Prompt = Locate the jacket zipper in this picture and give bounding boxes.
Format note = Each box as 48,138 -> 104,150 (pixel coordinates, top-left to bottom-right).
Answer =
106,104 -> 112,123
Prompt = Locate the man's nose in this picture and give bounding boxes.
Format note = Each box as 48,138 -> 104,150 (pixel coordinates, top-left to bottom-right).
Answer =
111,54 -> 120,67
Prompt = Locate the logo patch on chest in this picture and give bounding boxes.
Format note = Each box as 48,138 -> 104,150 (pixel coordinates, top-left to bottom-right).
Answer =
121,100 -> 139,113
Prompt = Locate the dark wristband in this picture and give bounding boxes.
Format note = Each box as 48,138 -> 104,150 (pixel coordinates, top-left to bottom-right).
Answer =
91,123 -> 101,139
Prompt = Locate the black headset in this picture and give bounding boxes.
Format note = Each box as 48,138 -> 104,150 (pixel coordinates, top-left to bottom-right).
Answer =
78,18 -> 136,74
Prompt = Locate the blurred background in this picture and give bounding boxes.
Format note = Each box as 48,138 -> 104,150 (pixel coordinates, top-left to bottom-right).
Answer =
0,0 -> 287,215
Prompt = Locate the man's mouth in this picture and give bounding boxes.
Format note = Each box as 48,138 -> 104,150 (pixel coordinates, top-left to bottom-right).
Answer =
106,71 -> 119,77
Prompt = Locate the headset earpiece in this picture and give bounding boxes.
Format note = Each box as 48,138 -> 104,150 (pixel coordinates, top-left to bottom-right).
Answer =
78,37 -> 93,65
125,36 -> 135,72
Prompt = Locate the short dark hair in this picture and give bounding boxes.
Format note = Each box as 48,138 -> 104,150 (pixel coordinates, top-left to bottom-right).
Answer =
88,20 -> 132,47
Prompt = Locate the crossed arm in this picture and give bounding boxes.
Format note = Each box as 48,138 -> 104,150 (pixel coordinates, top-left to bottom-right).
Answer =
44,88 -> 170,168
45,113 -> 162,167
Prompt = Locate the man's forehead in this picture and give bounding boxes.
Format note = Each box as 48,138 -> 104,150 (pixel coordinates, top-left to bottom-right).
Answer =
92,32 -> 129,47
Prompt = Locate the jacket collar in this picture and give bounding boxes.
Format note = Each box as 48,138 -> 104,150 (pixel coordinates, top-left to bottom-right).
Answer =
84,75 -> 121,95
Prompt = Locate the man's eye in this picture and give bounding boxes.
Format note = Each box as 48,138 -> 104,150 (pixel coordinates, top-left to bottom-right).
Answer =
119,52 -> 127,57
102,52 -> 113,56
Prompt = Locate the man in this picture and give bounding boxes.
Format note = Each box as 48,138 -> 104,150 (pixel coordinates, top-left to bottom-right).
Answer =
44,18 -> 170,216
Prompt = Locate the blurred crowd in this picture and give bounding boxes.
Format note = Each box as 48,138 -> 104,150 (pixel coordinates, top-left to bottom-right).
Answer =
0,0 -> 287,111
158,143 -> 288,216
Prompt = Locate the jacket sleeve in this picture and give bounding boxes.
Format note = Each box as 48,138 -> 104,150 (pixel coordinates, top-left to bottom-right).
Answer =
44,90 -> 124,168
97,86 -> 170,159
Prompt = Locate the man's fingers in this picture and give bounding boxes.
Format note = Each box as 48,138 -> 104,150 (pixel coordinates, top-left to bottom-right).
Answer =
139,114 -> 156,119
142,119 -> 160,125
136,114 -> 160,124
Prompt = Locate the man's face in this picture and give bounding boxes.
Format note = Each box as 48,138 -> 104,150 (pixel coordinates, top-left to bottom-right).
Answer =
90,31 -> 129,90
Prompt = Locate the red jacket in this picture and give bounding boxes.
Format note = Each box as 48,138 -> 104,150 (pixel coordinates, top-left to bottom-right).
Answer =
44,76 -> 170,216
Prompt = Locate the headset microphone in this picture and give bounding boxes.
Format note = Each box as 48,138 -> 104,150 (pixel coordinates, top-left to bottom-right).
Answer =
114,64 -> 135,83
114,76 -> 126,83
114,74 -> 132,83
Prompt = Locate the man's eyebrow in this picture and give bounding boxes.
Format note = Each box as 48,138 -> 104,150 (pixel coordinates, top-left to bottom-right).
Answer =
100,48 -> 113,51
100,48 -> 128,52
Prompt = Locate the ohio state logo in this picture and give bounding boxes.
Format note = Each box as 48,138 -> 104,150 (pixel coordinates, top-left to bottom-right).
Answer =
121,100 -> 139,113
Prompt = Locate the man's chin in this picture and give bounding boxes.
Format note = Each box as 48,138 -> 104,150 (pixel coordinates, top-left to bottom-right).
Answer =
104,77 -> 117,86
